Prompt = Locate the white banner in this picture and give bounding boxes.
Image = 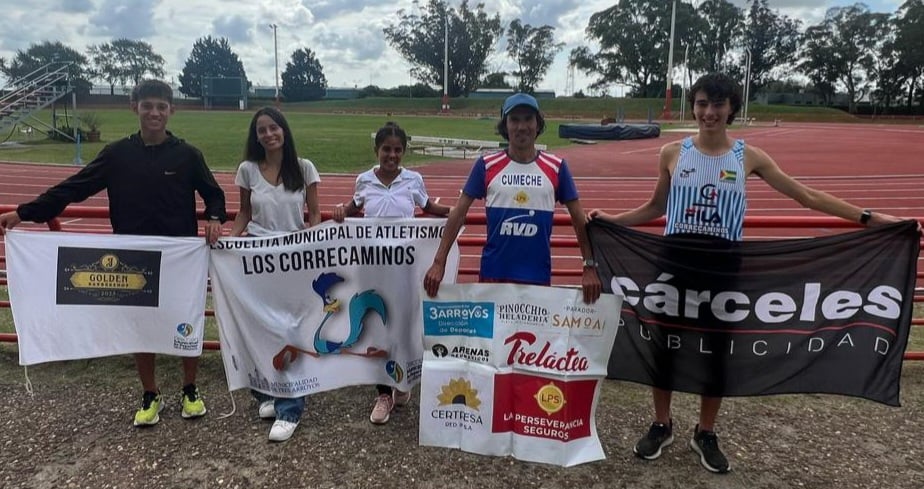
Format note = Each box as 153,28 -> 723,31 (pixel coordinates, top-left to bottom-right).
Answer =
6,230 -> 209,365
209,218 -> 459,398
418,283 -> 622,467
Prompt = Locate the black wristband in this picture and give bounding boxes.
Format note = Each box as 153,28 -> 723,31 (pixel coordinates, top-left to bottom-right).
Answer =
859,209 -> 872,225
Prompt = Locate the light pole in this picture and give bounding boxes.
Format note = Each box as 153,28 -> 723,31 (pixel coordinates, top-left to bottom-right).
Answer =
680,43 -> 689,124
72,89 -> 82,165
663,0 -> 677,121
743,47 -> 752,126
269,23 -> 279,107
441,13 -> 450,113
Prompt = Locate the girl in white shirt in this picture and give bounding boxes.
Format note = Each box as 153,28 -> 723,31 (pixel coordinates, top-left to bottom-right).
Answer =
332,122 -> 450,424
231,107 -> 321,442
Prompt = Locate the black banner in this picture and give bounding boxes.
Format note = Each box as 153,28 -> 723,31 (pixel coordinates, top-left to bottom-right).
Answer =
587,220 -> 920,406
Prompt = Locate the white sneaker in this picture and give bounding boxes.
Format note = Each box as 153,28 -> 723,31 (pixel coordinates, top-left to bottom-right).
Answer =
369,393 -> 394,424
268,420 -> 298,442
258,400 -> 276,419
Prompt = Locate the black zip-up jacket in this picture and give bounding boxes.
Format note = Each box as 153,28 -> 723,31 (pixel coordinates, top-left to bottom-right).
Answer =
17,132 -> 227,237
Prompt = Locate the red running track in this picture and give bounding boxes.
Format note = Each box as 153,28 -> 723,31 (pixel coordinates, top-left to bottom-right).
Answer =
1,122 -> 923,283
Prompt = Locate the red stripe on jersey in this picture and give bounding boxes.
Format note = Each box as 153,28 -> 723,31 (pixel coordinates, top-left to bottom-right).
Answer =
484,151 -> 511,187
535,151 -> 562,188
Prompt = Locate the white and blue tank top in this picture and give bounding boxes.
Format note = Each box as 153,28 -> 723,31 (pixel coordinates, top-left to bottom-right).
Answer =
664,137 -> 747,241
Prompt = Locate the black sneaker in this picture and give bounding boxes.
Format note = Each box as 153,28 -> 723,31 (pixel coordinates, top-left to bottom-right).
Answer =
690,424 -> 730,473
633,420 -> 674,460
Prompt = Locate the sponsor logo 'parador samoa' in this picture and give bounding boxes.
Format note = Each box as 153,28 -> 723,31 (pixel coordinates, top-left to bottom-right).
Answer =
613,274 -> 902,323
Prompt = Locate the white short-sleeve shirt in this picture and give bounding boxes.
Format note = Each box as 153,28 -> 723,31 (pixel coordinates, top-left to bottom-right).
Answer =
352,166 -> 430,218
235,158 -> 321,235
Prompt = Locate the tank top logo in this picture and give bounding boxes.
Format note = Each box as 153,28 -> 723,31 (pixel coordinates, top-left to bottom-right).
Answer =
684,184 -> 722,225
665,137 -> 746,240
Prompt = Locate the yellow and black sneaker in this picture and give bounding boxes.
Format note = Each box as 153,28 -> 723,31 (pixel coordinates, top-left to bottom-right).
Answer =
133,391 -> 163,427
180,384 -> 207,419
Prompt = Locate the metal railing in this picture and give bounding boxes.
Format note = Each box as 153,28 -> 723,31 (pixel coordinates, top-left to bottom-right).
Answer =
1,205 -> 921,360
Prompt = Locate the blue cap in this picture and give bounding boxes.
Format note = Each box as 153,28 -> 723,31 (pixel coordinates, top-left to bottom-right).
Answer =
501,93 -> 540,117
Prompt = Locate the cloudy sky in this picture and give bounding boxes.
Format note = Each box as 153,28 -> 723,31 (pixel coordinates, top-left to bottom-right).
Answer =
0,0 -> 903,95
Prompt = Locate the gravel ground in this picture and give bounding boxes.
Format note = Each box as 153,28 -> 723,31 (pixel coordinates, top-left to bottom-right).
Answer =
1,347 -> 922,489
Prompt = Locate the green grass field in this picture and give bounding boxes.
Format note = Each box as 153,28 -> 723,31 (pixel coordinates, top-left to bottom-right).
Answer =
0,110 -> 506,172
0,97 -> 857,172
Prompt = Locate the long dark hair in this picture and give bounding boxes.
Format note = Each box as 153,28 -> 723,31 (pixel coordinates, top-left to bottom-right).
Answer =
244,107 -> 303,192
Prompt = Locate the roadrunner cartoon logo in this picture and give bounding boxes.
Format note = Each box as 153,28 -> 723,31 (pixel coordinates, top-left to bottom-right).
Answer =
272,272 -> 391,371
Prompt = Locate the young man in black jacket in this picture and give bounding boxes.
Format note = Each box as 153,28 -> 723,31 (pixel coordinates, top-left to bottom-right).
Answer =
0,79 -> 227,426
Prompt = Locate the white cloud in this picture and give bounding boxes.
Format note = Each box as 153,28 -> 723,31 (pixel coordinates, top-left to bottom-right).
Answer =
213,15 -> 254,45
87,0 -> 159,39
59,0 -> 94,13
0,0 -> 903,93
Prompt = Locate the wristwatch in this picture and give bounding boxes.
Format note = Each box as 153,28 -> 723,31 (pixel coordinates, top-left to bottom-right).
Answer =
859,209 -> 872,225
582,258 -> 598,268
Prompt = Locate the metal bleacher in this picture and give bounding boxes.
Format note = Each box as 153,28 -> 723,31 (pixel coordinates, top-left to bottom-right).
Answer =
0,62 -> 74,141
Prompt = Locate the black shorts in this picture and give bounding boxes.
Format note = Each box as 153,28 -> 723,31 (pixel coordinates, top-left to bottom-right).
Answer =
654,233 -> 741,396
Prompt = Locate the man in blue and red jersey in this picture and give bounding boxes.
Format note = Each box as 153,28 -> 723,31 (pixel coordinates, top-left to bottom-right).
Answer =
423,93 -> 601,304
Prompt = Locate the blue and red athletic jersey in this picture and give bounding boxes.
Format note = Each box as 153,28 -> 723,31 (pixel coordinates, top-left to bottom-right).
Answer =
462,150 -> 579,284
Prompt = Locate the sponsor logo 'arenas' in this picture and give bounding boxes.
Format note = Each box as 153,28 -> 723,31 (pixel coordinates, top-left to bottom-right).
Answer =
614,274 -> 902,323
451,346 -> 490,363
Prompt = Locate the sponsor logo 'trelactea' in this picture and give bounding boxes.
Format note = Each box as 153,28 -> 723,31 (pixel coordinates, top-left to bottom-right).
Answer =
613,274 -> 902,323
504,331 -> 589,372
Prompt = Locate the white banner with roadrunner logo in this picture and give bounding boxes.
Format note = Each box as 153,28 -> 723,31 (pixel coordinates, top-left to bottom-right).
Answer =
209,218 -> 459,398
418,283 -> 622,467
5,230 -> 208,365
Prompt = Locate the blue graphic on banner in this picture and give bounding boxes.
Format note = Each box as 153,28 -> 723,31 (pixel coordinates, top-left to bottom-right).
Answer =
422,301 -> 494,338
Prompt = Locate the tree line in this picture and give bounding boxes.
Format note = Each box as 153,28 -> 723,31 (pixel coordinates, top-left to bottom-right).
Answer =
2,0 -> 922,113
569,0 -> 924,113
